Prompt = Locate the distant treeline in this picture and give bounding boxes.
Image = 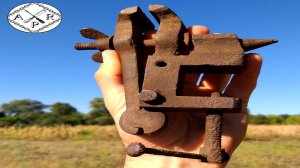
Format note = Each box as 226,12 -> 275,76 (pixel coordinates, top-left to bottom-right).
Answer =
1,99 -> 299,127
249,114 -> 300,125
0,98 -> 114,127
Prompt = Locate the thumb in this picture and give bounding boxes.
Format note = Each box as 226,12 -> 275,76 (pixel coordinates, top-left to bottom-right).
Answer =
94,50 -> 125,117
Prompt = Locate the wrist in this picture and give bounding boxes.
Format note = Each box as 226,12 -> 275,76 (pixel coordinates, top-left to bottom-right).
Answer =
124,154 -> 226,168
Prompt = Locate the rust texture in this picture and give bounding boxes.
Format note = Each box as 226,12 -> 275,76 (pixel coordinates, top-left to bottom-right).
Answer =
75,4 -> 277,163
126,142 -> 210,161
199,92 -> 225,163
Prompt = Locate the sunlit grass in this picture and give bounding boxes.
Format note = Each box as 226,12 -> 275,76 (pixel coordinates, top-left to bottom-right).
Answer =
0,125 -> 299,168
228,139 -> 300,168
0,125 -> 120,140
0,140 -> 124,168
246,125 -> 300,140
0,125 -> 299,140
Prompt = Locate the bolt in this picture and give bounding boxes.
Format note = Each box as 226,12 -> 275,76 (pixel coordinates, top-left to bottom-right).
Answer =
80,27 -> 108,40
138,90 -> 158,102
203,112 -> 223,163
126,142 -> 207,161
76,35 -> 278,52
74,43 -> 97,50
76,25 -> 278,53
92,52 -> 103,63
201,91 -> 225,163
75,39 -> 157,51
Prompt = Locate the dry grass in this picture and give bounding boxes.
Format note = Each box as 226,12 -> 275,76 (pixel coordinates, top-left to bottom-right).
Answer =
0,125 -> 299,141
0,140 -> 124,168
228,139 -> 300,168
246,125 -> 300,140
0,125 -> 299,168
0,125 -> 120,141
0,126 -> 124,168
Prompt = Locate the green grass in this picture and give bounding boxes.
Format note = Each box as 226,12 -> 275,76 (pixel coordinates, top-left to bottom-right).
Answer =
228,139 -> 300,168
0,139 -> 299,168
0,140 -> 124,168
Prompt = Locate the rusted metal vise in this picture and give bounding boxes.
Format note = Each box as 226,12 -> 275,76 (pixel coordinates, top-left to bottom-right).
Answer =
75,4 -> 277,163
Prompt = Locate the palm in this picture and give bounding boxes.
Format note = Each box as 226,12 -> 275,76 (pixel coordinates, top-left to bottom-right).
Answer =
95,26 -> 262,167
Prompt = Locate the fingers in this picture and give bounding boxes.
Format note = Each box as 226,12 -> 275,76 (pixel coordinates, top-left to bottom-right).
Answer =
224,53 -> 263,112
184,26 -> 230,96
95,50 -> 125,117
144,25 -> 210,40
183,74 -> 231,96
183,26 -> 210,91
199,74 -> 231,91
187,25 -> 209,34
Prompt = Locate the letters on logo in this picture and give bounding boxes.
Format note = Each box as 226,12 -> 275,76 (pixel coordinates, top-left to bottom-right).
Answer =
8,3 -> 62,33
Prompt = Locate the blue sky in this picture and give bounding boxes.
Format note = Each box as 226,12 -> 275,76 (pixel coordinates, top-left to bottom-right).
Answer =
1,0 -> 299,115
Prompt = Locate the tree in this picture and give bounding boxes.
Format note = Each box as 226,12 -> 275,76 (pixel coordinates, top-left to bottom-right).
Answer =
280,114 -> 290,119
268,115 -> 284,124
0,99 -> 47,116
249,114 -> 270,124
42,102 -> 85,126
0,116 -> 18,127
284,115 -> 300,124
61,113 -> 84,126
50,103 -> 78,116
85,98 -> 114,125
90,98 -> 107,111
17,111 -> 45,125
35,113 -> 84,126
35,113 -> 61,126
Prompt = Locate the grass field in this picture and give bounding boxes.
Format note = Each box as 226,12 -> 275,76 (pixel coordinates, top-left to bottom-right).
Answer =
228,139 -> 300,168
0,125 -> 299,168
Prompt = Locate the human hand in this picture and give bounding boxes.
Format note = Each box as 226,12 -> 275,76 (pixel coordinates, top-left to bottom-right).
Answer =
95,25 -> 262,168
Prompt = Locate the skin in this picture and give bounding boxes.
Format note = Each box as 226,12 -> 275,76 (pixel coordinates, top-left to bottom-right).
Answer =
95,25 -> 262,168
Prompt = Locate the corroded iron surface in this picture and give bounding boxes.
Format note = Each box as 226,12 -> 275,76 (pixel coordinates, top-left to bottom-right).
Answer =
126,142 -> 210,161
75,4 -> 277,163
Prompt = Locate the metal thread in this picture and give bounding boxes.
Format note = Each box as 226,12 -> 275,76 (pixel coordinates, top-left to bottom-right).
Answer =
74,43 -> 97,50
201,91 -> 224,163
204,112 -> 223,163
